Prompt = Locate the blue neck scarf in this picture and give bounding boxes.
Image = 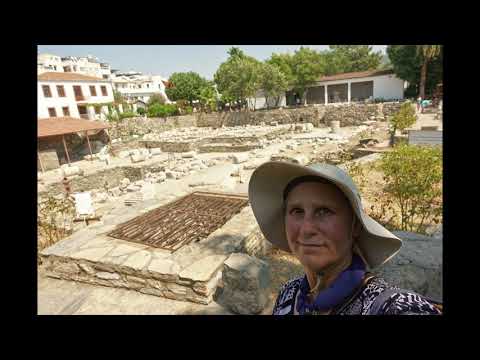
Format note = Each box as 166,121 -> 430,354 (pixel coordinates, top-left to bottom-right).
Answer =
296,254 -> 366,315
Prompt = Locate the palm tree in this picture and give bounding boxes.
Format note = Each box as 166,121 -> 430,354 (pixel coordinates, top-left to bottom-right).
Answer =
417,45 -> 442,99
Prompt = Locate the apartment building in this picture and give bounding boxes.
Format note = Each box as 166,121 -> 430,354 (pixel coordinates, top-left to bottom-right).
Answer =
38,72 -> 117,121
38,53 -> 113,80
112,71 -> 171,104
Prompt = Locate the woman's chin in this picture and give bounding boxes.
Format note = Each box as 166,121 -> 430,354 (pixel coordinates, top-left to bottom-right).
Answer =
298,253 -> 333,273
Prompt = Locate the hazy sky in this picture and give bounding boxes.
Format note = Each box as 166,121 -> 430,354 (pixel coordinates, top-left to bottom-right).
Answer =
37,45 -> 387,81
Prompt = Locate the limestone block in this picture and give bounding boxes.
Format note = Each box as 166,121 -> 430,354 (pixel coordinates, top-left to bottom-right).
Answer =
131,153 -> 146,163
221,253 -> 270,314
182,151 -> 196,158
150,148 -> 162,156
95,271 -> 121,280
179,254 -> 227,282
126,184 -> 141,192
62,166 -> 83,177
54,262 -> 80,275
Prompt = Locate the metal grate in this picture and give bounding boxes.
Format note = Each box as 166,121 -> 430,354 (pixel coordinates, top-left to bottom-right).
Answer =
107,192 -> 249,252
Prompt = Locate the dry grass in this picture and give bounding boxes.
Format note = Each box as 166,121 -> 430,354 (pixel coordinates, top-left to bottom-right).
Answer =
259,248 -> 304,314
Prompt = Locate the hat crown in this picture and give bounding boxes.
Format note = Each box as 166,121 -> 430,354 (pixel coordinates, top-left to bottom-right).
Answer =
308,163 -> 360,198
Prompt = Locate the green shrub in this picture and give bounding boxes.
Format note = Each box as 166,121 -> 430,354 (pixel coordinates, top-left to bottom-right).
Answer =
119,111 -> 137,119
147,103 -> 179,118
379,144 -> 442,233
136,107 -> 146,115
388,101 -> 416,145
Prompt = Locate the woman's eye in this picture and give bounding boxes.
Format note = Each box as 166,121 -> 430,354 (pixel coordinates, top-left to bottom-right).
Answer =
316,208 -> 331,216
290,208 -> 303,215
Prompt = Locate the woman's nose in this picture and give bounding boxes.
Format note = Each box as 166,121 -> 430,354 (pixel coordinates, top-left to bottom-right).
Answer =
299,215 -> 318,238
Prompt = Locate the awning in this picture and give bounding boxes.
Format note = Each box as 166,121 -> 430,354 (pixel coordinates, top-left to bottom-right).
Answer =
38,117 -> 110,138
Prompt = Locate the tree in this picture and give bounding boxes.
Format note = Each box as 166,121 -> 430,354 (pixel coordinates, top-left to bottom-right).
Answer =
417,45 -> 442,99
327,45 -> 383,73
258,63 -> 288,108
388,101 -> 417,146
387,45 -> 443,98
165,72 -> 209,106
214,47 -> 262,110
289,47 -> 325,104
198,81 -> 218,112
267,53 -> 295,84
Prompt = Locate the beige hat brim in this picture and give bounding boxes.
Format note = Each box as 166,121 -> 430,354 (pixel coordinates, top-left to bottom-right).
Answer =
248,161 -> 402,269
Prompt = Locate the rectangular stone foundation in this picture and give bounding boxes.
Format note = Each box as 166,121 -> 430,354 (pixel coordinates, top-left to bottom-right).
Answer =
39,200 -> 264,305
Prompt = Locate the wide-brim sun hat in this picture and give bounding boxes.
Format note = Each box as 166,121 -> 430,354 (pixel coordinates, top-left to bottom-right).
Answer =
248,161 -> 402,269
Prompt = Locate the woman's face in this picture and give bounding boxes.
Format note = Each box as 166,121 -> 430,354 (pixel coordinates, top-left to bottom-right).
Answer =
284,181 -> 358,274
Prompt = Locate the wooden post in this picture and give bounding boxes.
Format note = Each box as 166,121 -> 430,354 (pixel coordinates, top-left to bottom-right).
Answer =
38,151 -> 45,173
62,135 -> 71,165
85,131 -> 93,161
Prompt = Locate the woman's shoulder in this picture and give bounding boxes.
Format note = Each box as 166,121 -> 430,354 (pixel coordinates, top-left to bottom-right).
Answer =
361,276 -> 442,315
272,275 -> 303,315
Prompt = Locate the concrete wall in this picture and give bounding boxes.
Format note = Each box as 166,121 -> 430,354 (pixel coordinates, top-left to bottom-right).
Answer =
372,75 -> 404,100
247,92 -> 287,110
38,80 -> 114,119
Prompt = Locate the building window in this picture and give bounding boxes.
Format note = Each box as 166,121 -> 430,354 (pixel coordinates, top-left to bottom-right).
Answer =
63,66 -> 71,72
73,85 -> 84,101
77,105 -> 88,119
42,85 -> 52,98
101,85 -> 108,96
90,85 -> 97,97
103,75 -> 108,79
48,107 -> 57,117
57,85 -> 66,97
62,107 -> 70,116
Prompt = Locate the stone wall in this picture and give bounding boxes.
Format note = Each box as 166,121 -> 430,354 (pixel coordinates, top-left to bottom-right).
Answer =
323,103 -> 380,126
41,254 -> 222,305
196,107 -> 325,128
108,116 -> 196,140
40,166 -> 144,196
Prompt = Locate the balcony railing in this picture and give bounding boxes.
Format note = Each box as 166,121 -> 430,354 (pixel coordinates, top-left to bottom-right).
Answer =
75,95 -> 85,101
79,114 -> 90,120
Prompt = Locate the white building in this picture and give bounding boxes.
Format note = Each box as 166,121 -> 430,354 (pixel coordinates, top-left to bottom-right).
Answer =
38,72 -> 117,121
37,53 -> 63,73
38,53 -> 113,80
249,69 -> 405,110
112,71 -> 171,105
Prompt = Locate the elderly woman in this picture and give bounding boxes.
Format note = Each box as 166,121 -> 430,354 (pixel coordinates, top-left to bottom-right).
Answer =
248,161 -> 442,315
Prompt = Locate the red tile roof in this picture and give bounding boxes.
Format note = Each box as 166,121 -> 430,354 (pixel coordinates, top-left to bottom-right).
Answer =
38,72 -> 107,82
38,117 -> 110,138
317,69 -> 395,82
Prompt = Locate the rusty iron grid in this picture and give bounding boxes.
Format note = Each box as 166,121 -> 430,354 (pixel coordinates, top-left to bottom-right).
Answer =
107,192 -> 249,252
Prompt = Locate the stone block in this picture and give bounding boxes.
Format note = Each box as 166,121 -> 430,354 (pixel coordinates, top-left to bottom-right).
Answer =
126,184 -> 141,192
53,262 -> 80,275
221,253 -> 270,314
62,166 -> 83,178
233,153 -> 249,164
78,262 -> 96,275
179,254 -> 227,282
130,154 -> 146,163
182,151 -> 196,158
95,272 -> 121,280
150,148 -> 162,156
